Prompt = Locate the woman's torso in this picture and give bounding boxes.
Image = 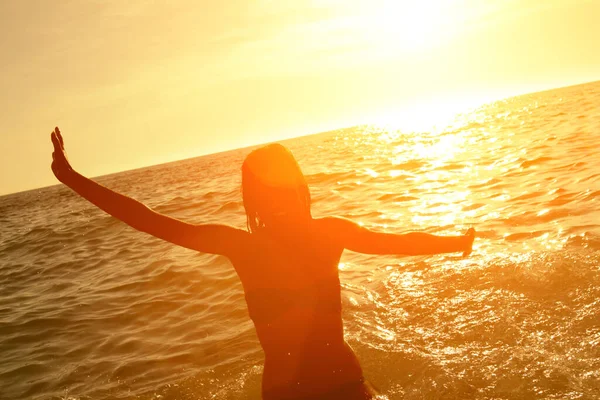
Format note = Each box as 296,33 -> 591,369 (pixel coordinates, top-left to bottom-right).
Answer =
229,218 -> 364,398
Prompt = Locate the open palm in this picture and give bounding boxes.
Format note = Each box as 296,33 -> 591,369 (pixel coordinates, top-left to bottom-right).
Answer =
51,127 -> 73,183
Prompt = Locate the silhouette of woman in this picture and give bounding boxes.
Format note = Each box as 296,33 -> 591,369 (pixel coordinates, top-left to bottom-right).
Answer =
51,126 -> 475,399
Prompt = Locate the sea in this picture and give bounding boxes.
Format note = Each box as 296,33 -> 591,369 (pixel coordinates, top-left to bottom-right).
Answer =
1,81 -> 599,400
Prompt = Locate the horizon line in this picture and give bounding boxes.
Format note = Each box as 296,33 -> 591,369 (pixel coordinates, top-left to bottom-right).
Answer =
2,77 -> 598,198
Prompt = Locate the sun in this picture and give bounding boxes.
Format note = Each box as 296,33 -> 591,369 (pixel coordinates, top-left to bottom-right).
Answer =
363,1 -> 451,52
323,0 -> 461,55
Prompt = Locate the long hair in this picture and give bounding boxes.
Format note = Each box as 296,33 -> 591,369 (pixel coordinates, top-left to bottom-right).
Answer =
241,144 -> 311,233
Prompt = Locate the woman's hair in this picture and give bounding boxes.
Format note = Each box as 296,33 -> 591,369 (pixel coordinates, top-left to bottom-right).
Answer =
241,144 -> 311,233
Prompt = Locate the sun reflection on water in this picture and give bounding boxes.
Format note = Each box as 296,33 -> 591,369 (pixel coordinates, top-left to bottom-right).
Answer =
343,90 -> 596,264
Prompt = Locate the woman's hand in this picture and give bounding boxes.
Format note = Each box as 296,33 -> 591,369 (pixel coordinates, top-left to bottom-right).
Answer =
50,127 -> 73,183
462,227 -> 475,257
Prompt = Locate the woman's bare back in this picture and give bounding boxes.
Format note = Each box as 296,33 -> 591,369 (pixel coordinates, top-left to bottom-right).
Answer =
230,218 -> 365,398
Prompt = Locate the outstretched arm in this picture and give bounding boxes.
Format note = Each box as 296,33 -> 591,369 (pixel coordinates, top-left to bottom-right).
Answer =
50,127 -> 246,257
324,216 -> 474,256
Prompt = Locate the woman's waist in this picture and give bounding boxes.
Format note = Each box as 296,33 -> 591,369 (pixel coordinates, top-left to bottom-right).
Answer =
245,283 -> 342,326
254,309 -> 344,345
262,341 -> 364,395
263,335 -> 350,359
262,369 -> 366,400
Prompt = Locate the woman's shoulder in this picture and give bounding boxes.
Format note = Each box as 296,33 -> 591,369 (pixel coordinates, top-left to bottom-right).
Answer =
311,216 -> 367,251
310,216 -> 358,243
312,216 -> 356,231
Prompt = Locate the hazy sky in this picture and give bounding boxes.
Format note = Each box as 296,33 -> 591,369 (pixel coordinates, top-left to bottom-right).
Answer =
1,0 -> 599,195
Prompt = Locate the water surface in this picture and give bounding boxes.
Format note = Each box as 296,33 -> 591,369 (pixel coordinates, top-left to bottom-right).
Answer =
1,81 -> 599,399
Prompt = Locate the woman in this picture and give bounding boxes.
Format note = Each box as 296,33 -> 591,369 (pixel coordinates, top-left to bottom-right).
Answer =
50,127 -> 474,399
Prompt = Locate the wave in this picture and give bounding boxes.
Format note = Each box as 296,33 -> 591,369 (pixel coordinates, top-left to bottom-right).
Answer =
214,201 -> 242,213
520,156 -> 553,168
391,160 -> 426,171
306,171 -> 356,184
377,193 -> 418,202
501,208 -> 574,226
504,230 -> 549,241
565,232 -> 600,250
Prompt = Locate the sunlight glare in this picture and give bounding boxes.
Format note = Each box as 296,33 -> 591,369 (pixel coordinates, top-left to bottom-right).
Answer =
360,0 -> 451,52
319,0 -> 464,54
371,96 -> 486,134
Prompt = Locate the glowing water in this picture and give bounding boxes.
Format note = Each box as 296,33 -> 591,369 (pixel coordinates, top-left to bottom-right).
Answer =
1,81 -> 598,399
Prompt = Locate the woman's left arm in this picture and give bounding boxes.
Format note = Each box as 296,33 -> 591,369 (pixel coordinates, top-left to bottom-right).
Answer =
323,216 -> 475,256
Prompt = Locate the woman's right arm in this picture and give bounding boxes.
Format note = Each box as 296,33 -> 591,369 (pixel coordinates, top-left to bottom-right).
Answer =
50,127 -> 246,257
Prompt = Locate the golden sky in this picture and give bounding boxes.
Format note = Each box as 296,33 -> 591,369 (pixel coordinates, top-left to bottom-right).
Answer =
1,0 -> 598,195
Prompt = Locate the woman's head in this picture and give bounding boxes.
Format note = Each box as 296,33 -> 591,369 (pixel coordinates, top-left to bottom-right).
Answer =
242,143 -> 311,233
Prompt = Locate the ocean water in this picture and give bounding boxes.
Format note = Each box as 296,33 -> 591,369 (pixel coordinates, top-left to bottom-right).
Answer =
1,81 -> 599,400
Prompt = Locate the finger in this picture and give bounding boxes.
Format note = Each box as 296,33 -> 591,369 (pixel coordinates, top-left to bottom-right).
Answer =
51,131 -> 60,150
55,127 -> 64,147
